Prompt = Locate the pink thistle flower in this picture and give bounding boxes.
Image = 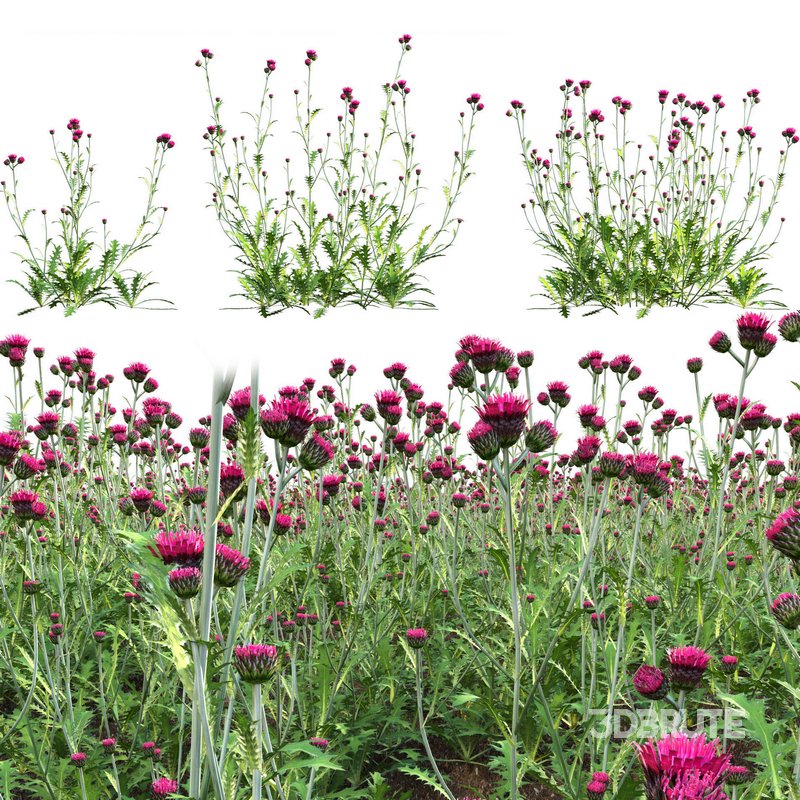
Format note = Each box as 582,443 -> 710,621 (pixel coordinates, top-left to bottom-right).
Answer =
778,310 -> 800,342
586,780 -> 607,799
737,312 -> 772,351
449,361 -> 475,389
73,347 -> 95,371
765,507 -> 800,560
168,566 -> 202,598
233,643 -> 279,683
214,543 -> 250,587
726,764 -> 752,785
406,627 -> 428,649
130,487 -> 154,513
771,592 -> 800,629
70,752 -> 87,767
598,451 -> 626,478
633,664 -> 669,700
476,393 -> 530,447
460,336 -> 507,374
310,736 -> 329,750
150,777 -> 179,798
36,411 -> 60,436
265,397 -> 315,446
708,331 -> 731,353
299,432 -> 334,471
10,489 -> 41,520
0,334 -> 30,358
227,387 -> 263,420
572,435 -> 601,466
631,452 -> 661,486
0,431 -> 22,466
525,420 -> 558,453
152,528 -> 205,567
274,512 -> 293,536
219,462 -> 245,497
633,732 -> 729,800
667,645 -> 711,690
719,655 -> 738,675
123,361 -> 151,383
467,421 -> 501,461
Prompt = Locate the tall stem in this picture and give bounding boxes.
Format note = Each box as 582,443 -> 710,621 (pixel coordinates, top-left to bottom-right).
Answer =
502,448 -> 522,800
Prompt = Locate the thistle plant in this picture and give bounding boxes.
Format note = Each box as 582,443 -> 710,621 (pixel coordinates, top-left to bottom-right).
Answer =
198,34 -> 482,317
509,82 -> 797,315
1,317 -> 800,799
1,119 -> 175,315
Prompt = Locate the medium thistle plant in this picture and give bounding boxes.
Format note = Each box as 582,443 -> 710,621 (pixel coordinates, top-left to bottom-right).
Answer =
508,82 -> 797,315
198,34 -> 482,317
1,119 -> 175,315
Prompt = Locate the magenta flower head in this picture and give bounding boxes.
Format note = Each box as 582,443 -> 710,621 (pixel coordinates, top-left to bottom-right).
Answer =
233,643 -> 279,683
10,489 -> 45,520
214,543 -> 251,587
130,487 -> 154,513
0,431 -> 22,466
632,664 -> 669,700
219,462 -> 245,497
150,777 -> 179,798
765,507 -> 800,560
270,396 -> 316,446
299,432 -> 334,471
686,357 -> 703,374
274,512 -> 293,536
719,655 -> 738,675
459,336 -> 511,373
123,361 -> 151,383
70,752 -> 87,768
571,435 -> 601,466
708,331 -> 731,353
476,393 -> 530,448
631,452 -> 666,487
525,420 -> 558,453
778,310 -> 800,343
667,645 -> 711,690
586,779 -> 607,799
168,566 -> 202,599
753,332 -> 777,358
310,737 -> 329,751
228,387 -> 262,420
726,764 -> 752,785
467,421 -> 500,461
644,595 -> 661,609
771,593 -> 800,629
517,349 -> 534,368
406,627 -> 428,649
633,732 -> 729,800
0,334 -> 29,360
449,361 -> 475,389
101,737 -> 117,751
737,312 -> 771,351
598,451 -> 626,478
152,528 -> 205,567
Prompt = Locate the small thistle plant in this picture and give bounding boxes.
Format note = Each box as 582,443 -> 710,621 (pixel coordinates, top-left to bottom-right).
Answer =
2,119 -> 175,315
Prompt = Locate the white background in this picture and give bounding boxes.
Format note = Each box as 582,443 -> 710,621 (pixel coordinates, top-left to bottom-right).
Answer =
1,0 -> 798,435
